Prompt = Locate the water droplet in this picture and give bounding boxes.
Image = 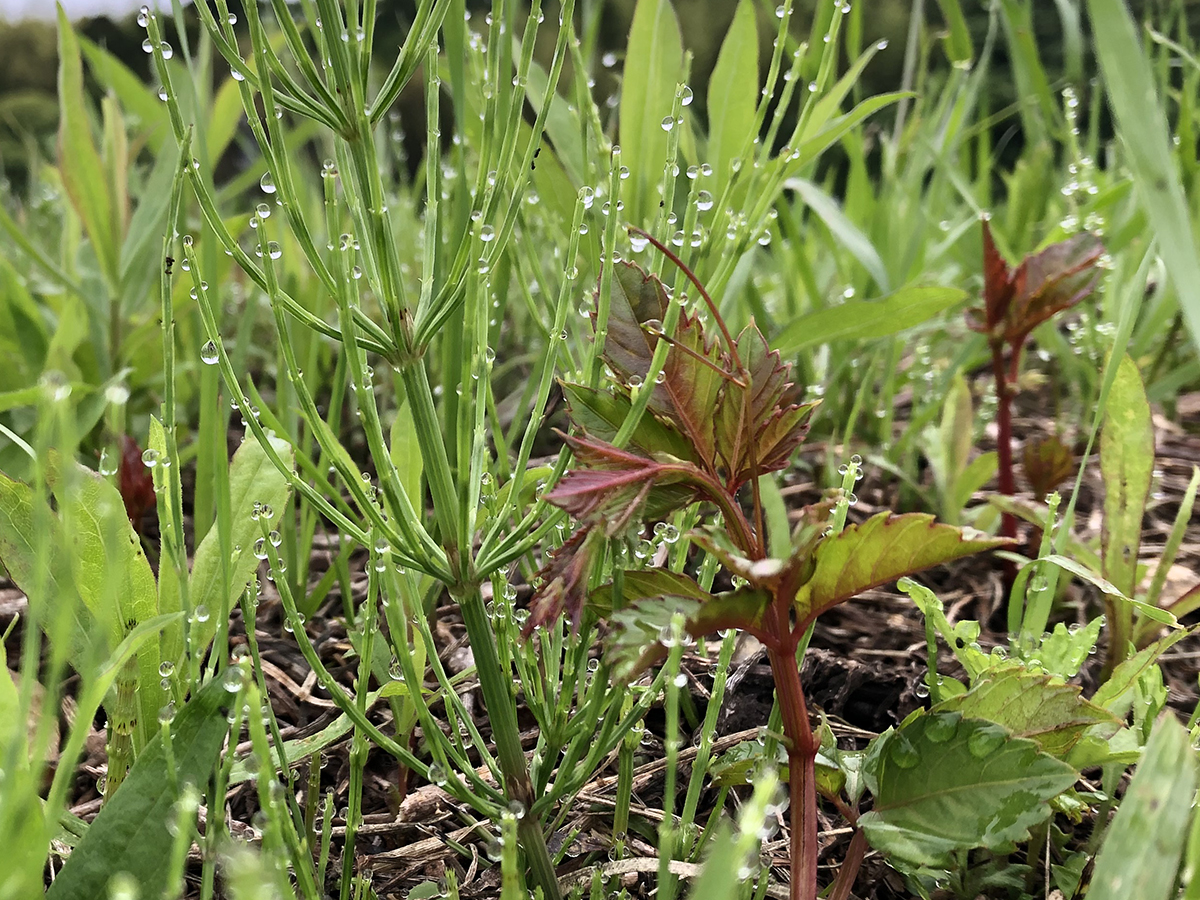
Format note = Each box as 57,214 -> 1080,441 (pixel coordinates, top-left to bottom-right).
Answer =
696,191 -> 714,211
479,224 -> 496,242
427,763 -> 448,786
660,115 -> 675,132
679,85 -> 693,106
159,42 -> 173,60
223,669 -> 242,692
193,604 -> 211,624
159,660 -> 175,678
142,37 -> 153,53
158,701 -> 177,724
141,448 -> 161,469
227,12 -> 238,25
260,172 -> 276,194
200,340 -> 219,365
231,68 -> 245,82
967,723 -> 1006,758
889,733 -> 920,768
137,8 -> 149,27
924,712 -> 958,743
266,241 -> 282,260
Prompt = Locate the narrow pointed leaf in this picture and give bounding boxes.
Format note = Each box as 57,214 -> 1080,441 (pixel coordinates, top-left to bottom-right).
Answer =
793,513 -> 1009,626
56,5 -> 120,290
706,0 -> 758,200
187,433 -> 293,663
1100,355 -> 1154,598
46,678 -> 232,900
1086,715 -> 1196,900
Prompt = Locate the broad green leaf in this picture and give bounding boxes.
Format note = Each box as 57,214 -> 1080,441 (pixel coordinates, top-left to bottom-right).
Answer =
1087,715 -> 1196,900
706,0 -> 758,200
389,399 -> 425,517
206,74 -> 248,164
0,470 -> 96,661
187,433 -> 293,661
787,177 -> 890,292
0,257 -> 50,392
56,5 -> 120,291
797,42 -> 887,145
49,458 -> 164,751
1090,0 -> 1200,355
774,287 -> 966,353
933,665 -> 1118,758
0,640 -> 45,899
589,568 -> 713,616
562,381 -> 698,463
1100,355 -> 1153,597
619,0 -> 683,223
860,712 -> 1078,867
793,512 -> 1008,627
46,678 -> 232,900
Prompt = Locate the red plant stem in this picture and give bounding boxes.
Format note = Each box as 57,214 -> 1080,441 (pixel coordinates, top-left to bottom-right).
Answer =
766,617 -> 818,900
991,339 -> 1017,543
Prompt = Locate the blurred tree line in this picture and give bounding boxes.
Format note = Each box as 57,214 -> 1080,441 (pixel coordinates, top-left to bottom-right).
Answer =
0,0 -> 1194,185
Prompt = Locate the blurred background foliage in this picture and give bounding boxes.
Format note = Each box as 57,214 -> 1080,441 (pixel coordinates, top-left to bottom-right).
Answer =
2,0 -> 1197,189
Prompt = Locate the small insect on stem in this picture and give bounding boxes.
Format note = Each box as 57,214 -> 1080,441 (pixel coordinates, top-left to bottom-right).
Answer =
164,255 -> 174,275
531,146 -> 541,171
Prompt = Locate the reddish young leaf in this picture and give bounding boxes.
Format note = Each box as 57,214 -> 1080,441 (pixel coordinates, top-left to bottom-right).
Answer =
544,432 -> 700,535
527,527 -> 599,631
117,435 -> 156,535
792,512 -> 1011,628
1022,434 -> 1075,497
715,325 -> 817,489
967,220 -> 1104,348
595,263 -> 727,469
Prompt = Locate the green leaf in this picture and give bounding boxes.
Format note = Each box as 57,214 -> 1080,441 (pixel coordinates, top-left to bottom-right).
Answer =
0,470 -> 96,662
1087,715 -> 1196,900
187,433 -> 293,662
389,399 -> 425,516
46,678 -> 232,900
601,262 -> 726,467
149,417 -> 184,672
56,5 -> 120,291
1089,0 -> 1200,355
1037,617 -> 1104,679
793,512 -> 1009,627
934,0 -> 974,63
1100,355 -> 1154,598
1041,554 -> 1176,625
706,0 -> 757,200
47,457 -> 164,751
562,381 -> 698,463
119,142 -> 180,294
774,287 -> 967,353
1091,628 -> 1193,716
619,0 -> 683,223
589,568 -> 713,617
860,712 -> 1078,867
78,36 -> 168,152
933,664 -> 1119,758
786,177 -> 890,292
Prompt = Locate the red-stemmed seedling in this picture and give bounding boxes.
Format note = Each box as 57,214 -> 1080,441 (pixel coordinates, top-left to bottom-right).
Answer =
529,229 -> 1010,900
